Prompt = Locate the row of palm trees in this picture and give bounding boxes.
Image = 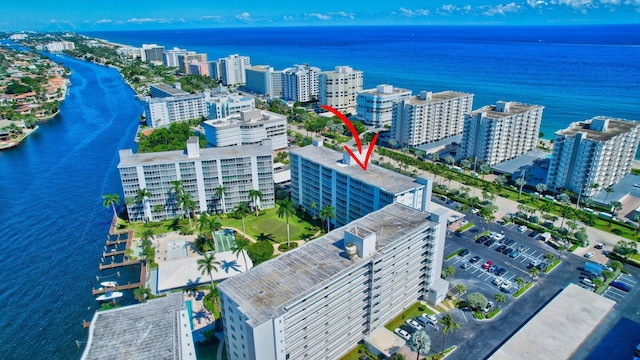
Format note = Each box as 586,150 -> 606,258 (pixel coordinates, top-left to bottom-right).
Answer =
405,313 -> 461,360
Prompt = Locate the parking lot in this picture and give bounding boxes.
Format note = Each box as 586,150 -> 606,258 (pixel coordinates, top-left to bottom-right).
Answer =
602,273 -> 636,302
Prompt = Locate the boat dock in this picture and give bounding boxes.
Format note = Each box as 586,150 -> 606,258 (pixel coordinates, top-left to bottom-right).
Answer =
92,262 -> 147,295
99,258 -> 140,270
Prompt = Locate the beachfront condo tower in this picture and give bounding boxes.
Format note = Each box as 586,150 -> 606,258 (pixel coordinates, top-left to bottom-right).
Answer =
356,84 -> 412,127
318,66 -> 363,112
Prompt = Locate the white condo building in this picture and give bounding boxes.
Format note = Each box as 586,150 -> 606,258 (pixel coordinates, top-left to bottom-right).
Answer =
140,44 -> 165,63
162,47 -> 188,68
547,116 -> 640,197
282,64 -> 321,102
145,94 -> 207,128
356,84 -> 412,127
392,90 -> 474,147
290,140 -> 432,228
217,202 -> 449,360
203,109 -> 287,150
118,138 -> 274,221
206,94 -> 256,119
460,101 -> 544,166
245,65 -> 275,97
318,66 -> 363,111
220,54 -> 251,86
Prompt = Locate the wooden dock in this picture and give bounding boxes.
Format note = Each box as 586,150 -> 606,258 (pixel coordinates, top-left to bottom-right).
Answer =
93,262 -> 147,295
99,259 -> 140,270
102,249 -> 126,258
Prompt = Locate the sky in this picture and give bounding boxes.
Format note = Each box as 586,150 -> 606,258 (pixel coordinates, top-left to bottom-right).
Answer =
2,0 -> 640,31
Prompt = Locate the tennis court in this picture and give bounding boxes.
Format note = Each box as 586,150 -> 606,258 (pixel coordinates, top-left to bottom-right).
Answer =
214,229 -> 237,253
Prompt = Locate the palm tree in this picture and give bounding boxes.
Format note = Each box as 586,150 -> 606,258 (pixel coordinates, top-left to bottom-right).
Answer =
233,202 -> 252,235
182,193 -> 196,229
515,277 -> 525,290
102,193 -> 120,218
276,198 -> 296,247
197,252 -> 221,290
494,293 -> 506,307
460,158 -> 471,171
529,267 -> 539,281
544,253 -> 556,264
231,236 -> 251,272
439,314 -> 461,355
171,180 -> 185,217
135,188 -> 152,222
320,205 -> 336,233
408,331 -> 431,360
494,175 -> 507,195
141,229 -> 155,247
442,265 -> 455,279
609,201 -> 623,226
197,211 -> 209,233
603,187 -> 614,203
133,285 -> 152,303
454,283 -> 467,298
515,177 -> 527,199
248,189 -> 263,216
214,185 -> 227,213
535,183 -> 547,195
310,201 -> 318,220
478,163 -> 491,180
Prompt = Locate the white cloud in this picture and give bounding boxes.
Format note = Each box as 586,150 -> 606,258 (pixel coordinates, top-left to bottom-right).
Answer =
398,7 -> 430,17
332,11 -> 355,19
551,0 -> 594,7
96,19 -> 112,24
309,13 -> 331,20
481,2 -> 522,16
526,0 -> 547,6
236,12 -> 251,21
283,15 -> 294,21
126,17 -> 168,24
199,15 -> 222,21
435,4 -> 471,15
599,0 -> 620,4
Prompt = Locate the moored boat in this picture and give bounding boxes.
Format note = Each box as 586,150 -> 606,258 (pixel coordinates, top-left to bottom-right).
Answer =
96,291 -> 123,302
100,281 -> 118,288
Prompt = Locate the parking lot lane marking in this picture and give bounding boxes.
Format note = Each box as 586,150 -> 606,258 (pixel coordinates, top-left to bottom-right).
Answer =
459,308 -> 468,323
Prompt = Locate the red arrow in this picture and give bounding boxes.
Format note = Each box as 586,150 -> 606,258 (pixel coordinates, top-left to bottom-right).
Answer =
321,105 -> 378,171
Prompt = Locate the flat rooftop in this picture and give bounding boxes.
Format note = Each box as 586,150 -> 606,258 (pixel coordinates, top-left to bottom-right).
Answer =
489,284 -> 615,360
556,116 -> 640,142
217,203 -> 437,326
202,110 -> 285,128
406,90 -> 473,105
290,143 -> 423,195
81,293 -> 195,360
118,141 -> 271,167
472,101 -> 543,119
150,83 -> 189,96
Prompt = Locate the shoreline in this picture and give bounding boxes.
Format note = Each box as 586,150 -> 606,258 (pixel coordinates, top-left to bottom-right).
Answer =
0,125 -> 39,150
37,109 -> 60,121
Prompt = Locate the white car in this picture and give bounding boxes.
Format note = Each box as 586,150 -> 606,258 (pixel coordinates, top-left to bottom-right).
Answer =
394,328 -> 411,341
500,280 -> 512,292
518,225 -> 528,232
406,318 -> 424,331
421,313 -> 438,325
529,259 -> 541,268
492,277 -> 504,286
484,301 -> 495,312
584,251 -> 595,258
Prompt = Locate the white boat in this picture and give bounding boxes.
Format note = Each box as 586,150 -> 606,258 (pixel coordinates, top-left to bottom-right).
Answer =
100,281 -> 118,288
96,291 -> 123,302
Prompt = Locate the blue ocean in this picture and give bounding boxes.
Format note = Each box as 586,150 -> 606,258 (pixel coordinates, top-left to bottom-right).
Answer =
0,25 -> 639,359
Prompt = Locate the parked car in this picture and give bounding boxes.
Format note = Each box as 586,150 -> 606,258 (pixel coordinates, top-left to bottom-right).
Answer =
506,239 -> 516,246
461,262 -> 472,269
406,318 -> 424,331
490,232 -> 505,241
584,251 -> 595,258
469,256 -> 482,264
502,247 -> 513,255
496,267 -> 508,276
458,248 -> 470,257
518,225 -> 528,232
537,262 -> 548,271
476,236 -> 489,244
421,313 -> 438,325
509,250 -> 520,258
471,208 -> 480,215
500,280 -> 512,292
484,301 -> 494,313
529,259 -> 540,268
492,277 -> 504,286
482,260 -> 493,269
488,264 -> 498,273
594,243 -> 605,249
484,239 -> 497,247
610,280 -> 632,292
394,328 -> 411,341
496,245 -> 507,252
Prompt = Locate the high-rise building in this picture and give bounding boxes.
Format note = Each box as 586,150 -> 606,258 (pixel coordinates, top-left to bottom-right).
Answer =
140,44 -> 165,63
217,202 -> 449,360
206,94 -> 256,119
145,95 -> 207,128
245,65 -> 274,97
270,70 -> 283,99
290,140 -> 432,228
356,84 -> 412,127
282,64 -> 321,102
162,47 -> 188,68
391,90 -> 474,147
203,109 -> 287,150
44,41 -> 75,52
177,52 -> 208,75
219,54 -> 251,86
319,66 -> 363,111
149,83 -> 189,98
460,101 -> 544,166
189,62 -> 210,77
118,138 -> 274,221
547,116 -> 640,197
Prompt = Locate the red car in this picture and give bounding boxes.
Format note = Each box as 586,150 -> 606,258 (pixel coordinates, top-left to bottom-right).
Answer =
481,260 -> 493,269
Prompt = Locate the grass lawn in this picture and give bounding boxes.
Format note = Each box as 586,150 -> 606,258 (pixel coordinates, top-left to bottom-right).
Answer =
445,248 -> 463,261
222,208 -> 316,243
514,282 -> 533,298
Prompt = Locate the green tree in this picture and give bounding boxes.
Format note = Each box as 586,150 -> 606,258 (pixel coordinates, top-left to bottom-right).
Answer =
247,241 -> 274,265
231,236 -> 251,272
494,293 -> 506,307
515,277 -> 525,290
442,265 -> 456,279
102,193 -> 120,218
133,285 -> 151,303
609,201 -> 623,226
535,183 -> 547,195
320,205 -> 336,233
135,188 -> 152,222
408,331 -> 431,360
214,185 -> 227,213
544,253 -> 556,264
197,212 -> 210,234
439,314 -> 461,355
466,292 -> 488,310
233,202 -> 252,235
310,201 -> 318,220
494,175 -> 507,194
276,198 -> 296,247
182,193 -> 196,228
603,187 -> 614,203
610,260 -> 623,271
454,283 -> 467,297
529,267 -> 540,281
248,189 -> 263,216
197,252 -> 221,290
515,177 -> 527,199
171,180 -> 185,217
